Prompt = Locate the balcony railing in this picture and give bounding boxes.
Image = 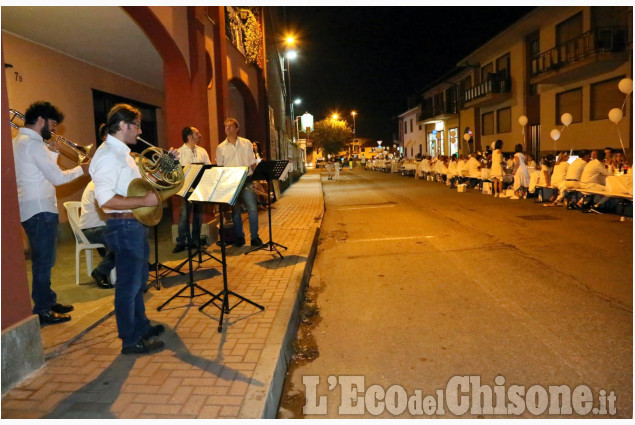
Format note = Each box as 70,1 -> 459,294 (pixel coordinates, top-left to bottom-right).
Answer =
463,74 -> 511,103
531,26 -> 627,78
224,6 -> 263,68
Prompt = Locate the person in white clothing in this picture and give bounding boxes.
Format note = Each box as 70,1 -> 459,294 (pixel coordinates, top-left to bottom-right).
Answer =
13,101 -> 90,325
90,103 -> 170,354
334,160 -> 341,181
578,150 -> 610,212
560,150 -> 591,208
80,181 -> 115,288
173,126 -> 211,253
216,118 -> 262,247
510,144 -> 530,199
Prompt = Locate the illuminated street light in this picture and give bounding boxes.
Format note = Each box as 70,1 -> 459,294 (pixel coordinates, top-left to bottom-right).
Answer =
332,114 -> 339,120
286,50 -> 298,60
294,98 -> 302,105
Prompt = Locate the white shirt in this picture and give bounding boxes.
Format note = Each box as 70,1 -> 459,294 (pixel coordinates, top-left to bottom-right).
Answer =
79,181 -> 107,229
466,157 -> 481,178
565,158 -> 588,181
580,159 -> 608,186
551,162 -> 569,187
177,143 -> 211,166
216,137 -> 256,176
13,127 -> 84,222
89,134 -> 141,213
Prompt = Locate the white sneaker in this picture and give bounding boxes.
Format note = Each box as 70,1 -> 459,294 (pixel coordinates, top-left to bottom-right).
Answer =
510,195 -> 520,200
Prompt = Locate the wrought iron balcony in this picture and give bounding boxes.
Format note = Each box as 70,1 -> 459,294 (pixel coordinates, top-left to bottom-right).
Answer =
463,74 -> 512,106
530,26 -> 627,80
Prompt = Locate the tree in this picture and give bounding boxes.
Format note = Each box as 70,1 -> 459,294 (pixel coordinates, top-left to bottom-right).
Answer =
311,119 -> 353,156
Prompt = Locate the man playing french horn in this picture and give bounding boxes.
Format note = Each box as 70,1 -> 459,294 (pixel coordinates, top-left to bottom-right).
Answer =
90,103 -> 177,355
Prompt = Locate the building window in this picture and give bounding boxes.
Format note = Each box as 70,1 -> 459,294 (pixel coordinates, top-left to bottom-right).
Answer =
410,119 -> 413,133
419,124 -> 422,131
481,63 -> 494,82
496,53 -> 510,80
482,111 -> 495,135
556,88 -> 582,124
591,76 -> 623,121
404,121 -> 407,134
497,107 -> 511,133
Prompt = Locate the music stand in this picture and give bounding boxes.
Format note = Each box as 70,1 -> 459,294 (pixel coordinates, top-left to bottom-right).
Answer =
156,165 -> 220,310
245,160 -> 289,259
173,198 -> 222,273
147,224 -> 183,292
192,166 -> 265,332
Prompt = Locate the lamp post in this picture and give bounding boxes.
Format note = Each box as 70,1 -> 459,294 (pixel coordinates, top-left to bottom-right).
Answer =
285,36 -> 297,141
351,111 -> 357,156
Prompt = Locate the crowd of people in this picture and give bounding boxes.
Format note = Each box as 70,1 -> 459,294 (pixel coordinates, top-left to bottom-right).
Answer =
367,140 -> 632,215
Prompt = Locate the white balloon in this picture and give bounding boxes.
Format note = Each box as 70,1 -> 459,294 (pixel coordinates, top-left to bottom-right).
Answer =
518,115 -> 528,127
618,78 -> 633,95
550,129 -> 561,141
463,133 -> 471,142
561,113 -> 573,127
608,108 -> 623,124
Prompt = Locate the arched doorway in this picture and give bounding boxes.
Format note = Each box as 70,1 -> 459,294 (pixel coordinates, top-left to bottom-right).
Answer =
228,77 -> 266,157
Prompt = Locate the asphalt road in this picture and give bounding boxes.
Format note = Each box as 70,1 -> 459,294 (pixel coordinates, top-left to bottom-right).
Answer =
281,167 -> 632,419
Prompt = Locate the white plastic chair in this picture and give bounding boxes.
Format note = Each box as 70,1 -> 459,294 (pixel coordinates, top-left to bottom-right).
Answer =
63,201 -> 115,285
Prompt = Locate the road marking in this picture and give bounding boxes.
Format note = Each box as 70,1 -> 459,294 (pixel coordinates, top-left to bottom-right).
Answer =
347,235 -> 434,243
338,204 -> 396,211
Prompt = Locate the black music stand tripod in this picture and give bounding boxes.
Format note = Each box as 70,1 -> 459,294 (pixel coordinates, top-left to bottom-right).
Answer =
173,199 -> 222,273
147,224 -> 183,291
245,160 -> 289,259
157,212 -> 218,311
198,201 -> 265,332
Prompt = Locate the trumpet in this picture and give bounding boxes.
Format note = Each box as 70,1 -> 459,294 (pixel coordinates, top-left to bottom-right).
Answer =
9,108 -> 92,164
127,136 -> 184,227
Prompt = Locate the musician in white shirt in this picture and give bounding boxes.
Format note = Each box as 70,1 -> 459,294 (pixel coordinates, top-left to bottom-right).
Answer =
173,126 -> 211,253
216,118 -> 262,248
80,181 -> 114,288
13,101 -> 89,324
90,103 -> 168,355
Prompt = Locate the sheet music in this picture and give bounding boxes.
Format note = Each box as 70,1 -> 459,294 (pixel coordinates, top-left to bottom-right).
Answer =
176,163 -> 204,197
189,166 -> 248,204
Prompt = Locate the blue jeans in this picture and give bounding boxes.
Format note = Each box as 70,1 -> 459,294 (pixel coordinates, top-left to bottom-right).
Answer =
176,199 -> 203,245
82,226 -> 115,277
232,183 -> 259,241
104,219 -> 151,347
22,212 -> 59,314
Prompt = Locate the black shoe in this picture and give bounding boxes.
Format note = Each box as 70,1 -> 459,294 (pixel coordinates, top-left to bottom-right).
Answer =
143,324 -> 165,340
251,237 -> 264,246
233,237 -> 246,248
121,338 -> 165,355
51,303 -> 74,314
39,310 -> 71,325
172,244 -> 187,253
92,270 -> 113,289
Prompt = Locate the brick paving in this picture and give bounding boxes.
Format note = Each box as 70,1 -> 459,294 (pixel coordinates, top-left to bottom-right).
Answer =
1,171 -> 324,419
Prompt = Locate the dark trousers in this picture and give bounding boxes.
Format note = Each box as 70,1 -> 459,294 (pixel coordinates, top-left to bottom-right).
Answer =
22,212 -> 58,314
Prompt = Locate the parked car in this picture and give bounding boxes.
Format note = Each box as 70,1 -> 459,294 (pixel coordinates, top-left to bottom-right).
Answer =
315,158 -> 326,168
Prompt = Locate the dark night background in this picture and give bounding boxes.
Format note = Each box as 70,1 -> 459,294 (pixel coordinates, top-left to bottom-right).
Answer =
283,6 -> 536,144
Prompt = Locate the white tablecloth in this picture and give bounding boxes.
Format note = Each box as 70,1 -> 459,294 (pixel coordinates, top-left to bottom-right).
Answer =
605,174 -> 633,196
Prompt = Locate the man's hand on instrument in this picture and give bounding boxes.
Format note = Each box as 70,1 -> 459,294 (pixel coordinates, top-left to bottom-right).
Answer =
168,147 -> 180,161
141,190 -> 160,207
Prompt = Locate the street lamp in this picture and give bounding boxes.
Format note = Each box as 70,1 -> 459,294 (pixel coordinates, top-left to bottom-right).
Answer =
285,49 -> 298,139
351,111 -> 357,156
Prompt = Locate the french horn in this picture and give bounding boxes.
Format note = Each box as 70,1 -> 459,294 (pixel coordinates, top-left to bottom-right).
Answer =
128,137 -> 184,227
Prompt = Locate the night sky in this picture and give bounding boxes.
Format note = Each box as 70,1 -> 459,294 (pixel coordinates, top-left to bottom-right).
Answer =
283,6 -> 536,143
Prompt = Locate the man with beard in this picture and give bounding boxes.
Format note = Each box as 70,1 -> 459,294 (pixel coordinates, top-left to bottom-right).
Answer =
13,101 -> 90,324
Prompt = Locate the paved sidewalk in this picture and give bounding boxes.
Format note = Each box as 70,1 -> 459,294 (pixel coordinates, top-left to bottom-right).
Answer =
1,171 -> 324,419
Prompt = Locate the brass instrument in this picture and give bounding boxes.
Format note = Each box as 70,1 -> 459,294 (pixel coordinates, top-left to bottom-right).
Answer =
9,109 -> 92,164
128,136 -> 184,227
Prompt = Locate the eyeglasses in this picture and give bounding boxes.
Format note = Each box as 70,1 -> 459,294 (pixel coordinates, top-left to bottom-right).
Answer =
130,121 -> 141,128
